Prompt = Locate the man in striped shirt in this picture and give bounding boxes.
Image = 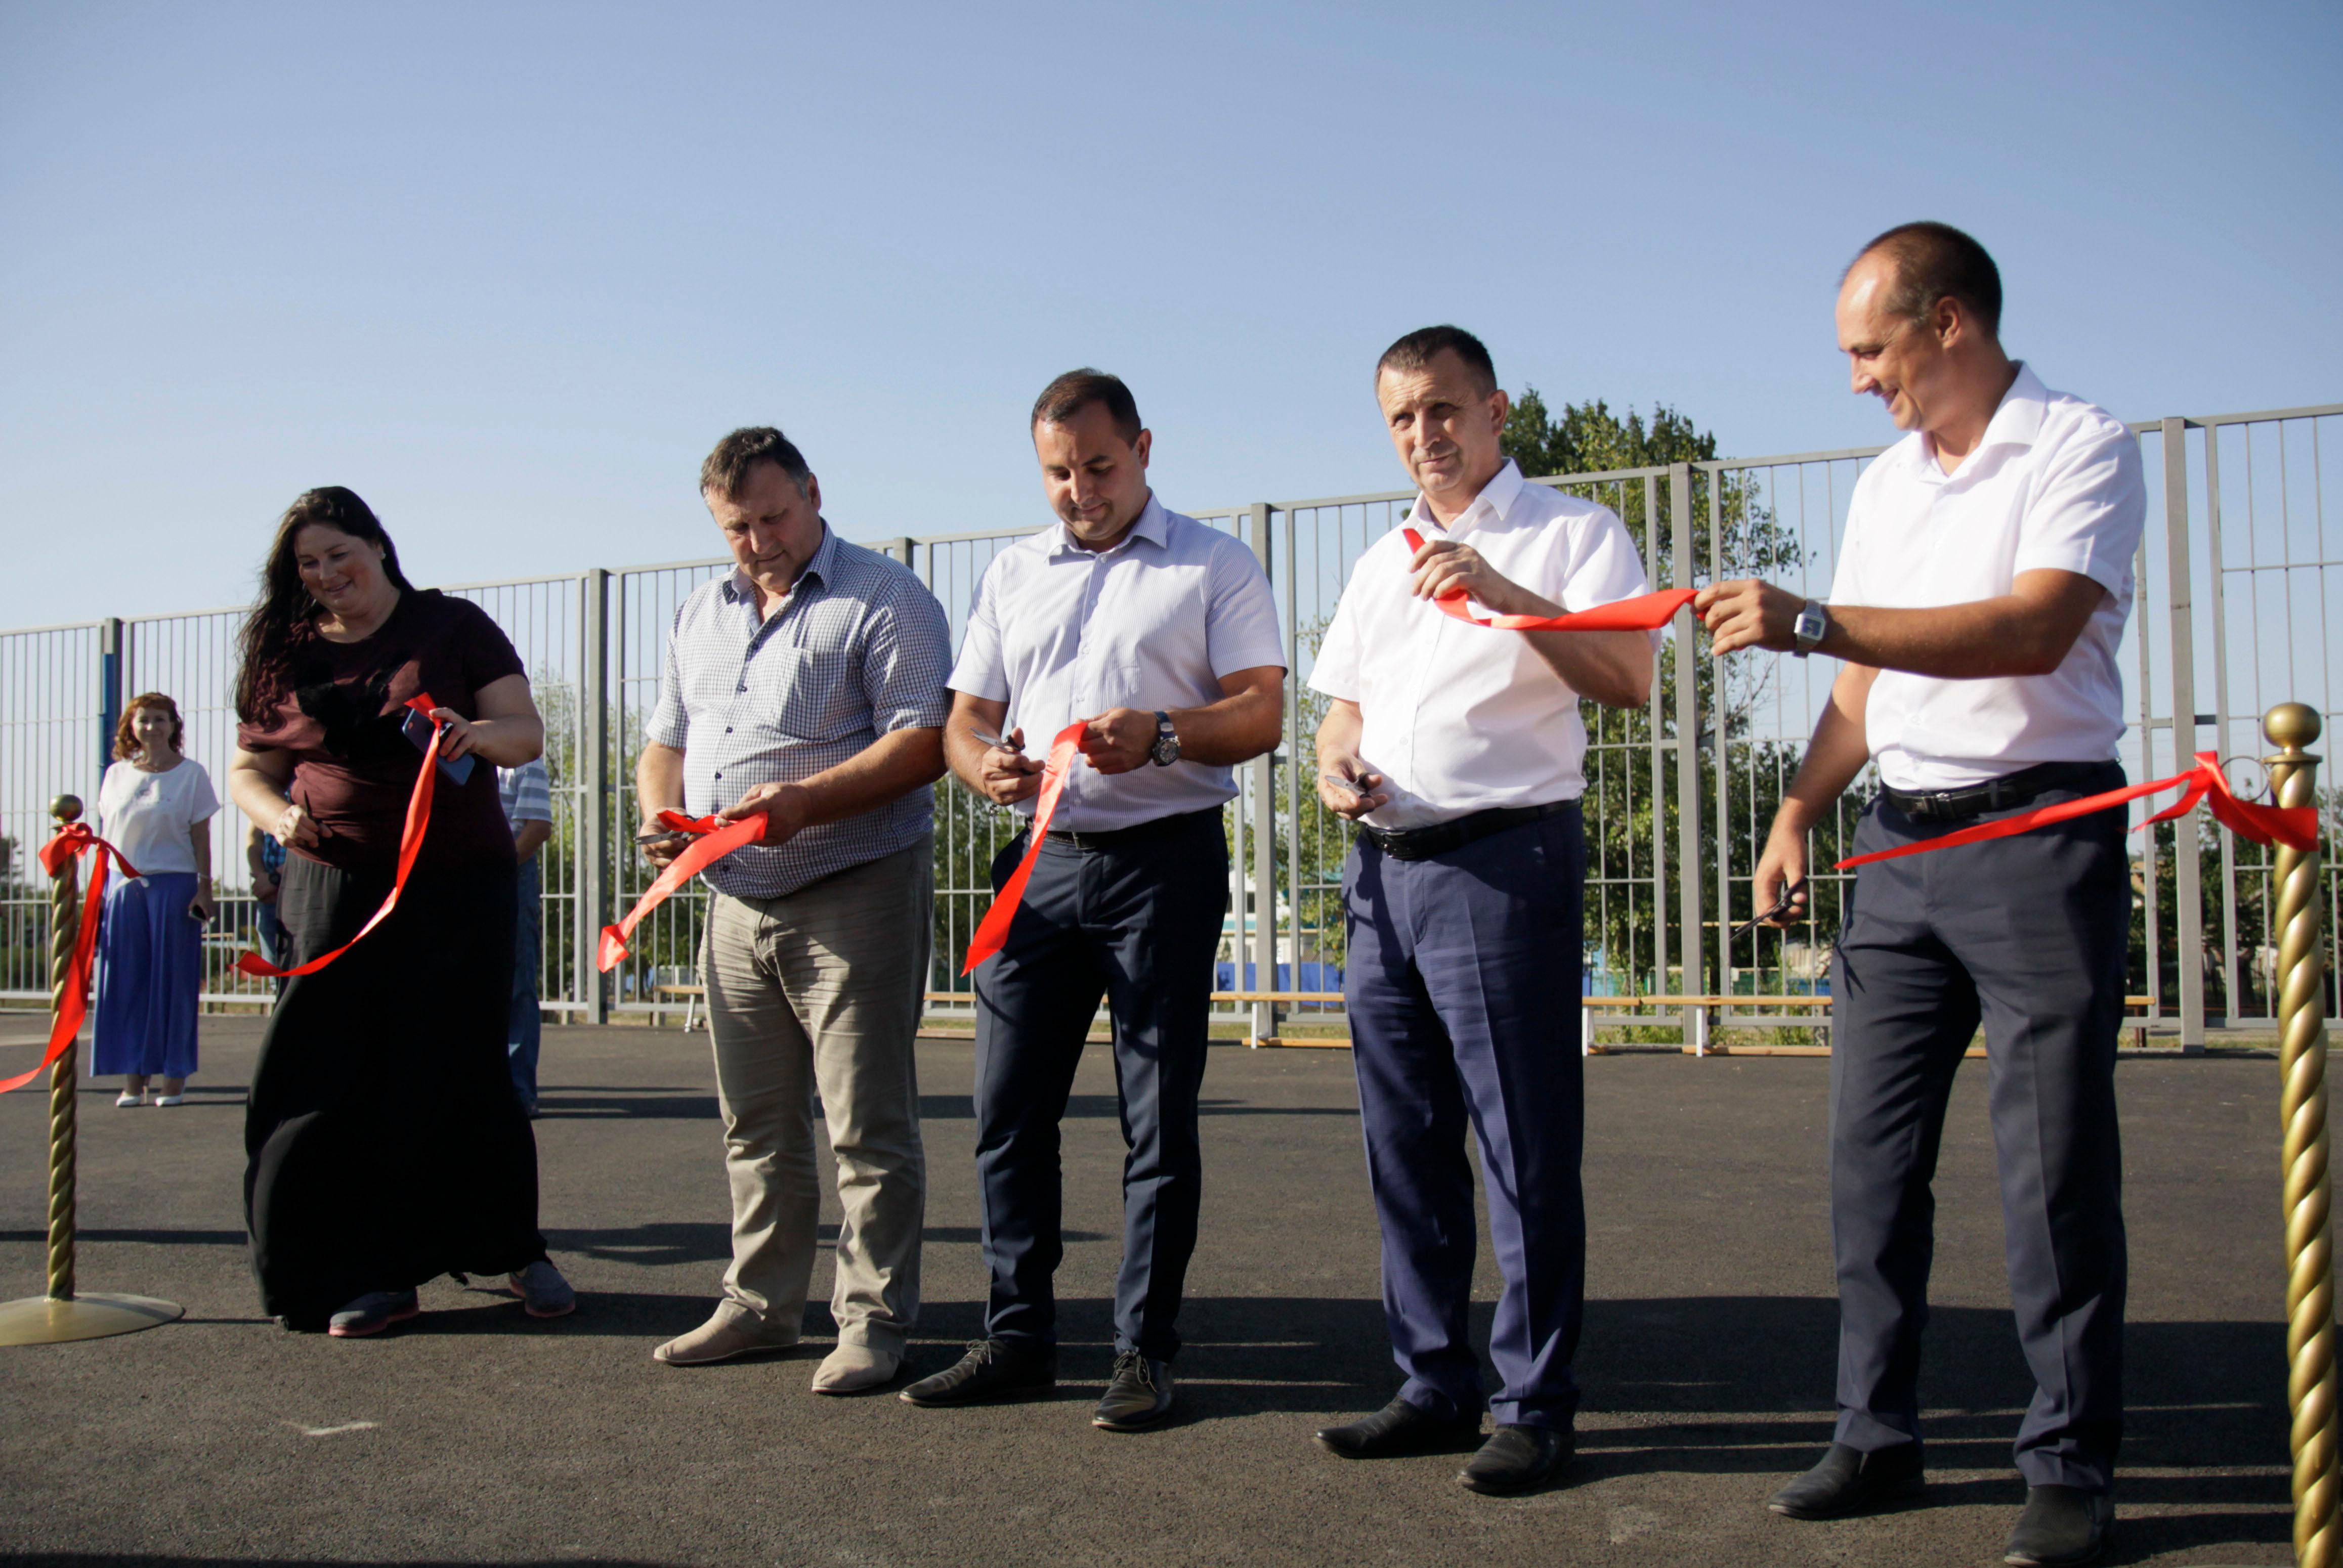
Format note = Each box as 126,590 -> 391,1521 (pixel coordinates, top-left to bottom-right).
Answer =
636,426 -> 953,1396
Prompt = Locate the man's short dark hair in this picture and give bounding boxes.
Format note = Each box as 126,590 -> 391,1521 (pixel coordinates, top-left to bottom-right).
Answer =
1030,369 -> 1141,445
700,426 -> 811,499
1850,222 -> 2004,340
1376,325 -> 1498,397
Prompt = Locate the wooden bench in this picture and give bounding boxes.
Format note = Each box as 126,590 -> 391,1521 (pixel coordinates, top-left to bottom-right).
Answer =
655,983 -> 705,1032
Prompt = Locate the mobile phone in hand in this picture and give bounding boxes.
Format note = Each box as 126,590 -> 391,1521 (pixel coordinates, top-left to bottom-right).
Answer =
401,706 -> 476,786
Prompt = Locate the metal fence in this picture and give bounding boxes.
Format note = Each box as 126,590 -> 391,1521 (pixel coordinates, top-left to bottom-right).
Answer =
3,398 -> 2336,1048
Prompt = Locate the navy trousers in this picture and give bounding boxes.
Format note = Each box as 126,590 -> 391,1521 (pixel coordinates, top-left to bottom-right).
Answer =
1342,806 -> 1587,1431
973,809 -> 1227,1362
1832,763 -> 2130,1492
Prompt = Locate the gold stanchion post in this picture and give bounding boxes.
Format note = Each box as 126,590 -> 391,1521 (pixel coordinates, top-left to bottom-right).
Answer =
2268,703 -> 2340,1565
0,795 -> 182,1346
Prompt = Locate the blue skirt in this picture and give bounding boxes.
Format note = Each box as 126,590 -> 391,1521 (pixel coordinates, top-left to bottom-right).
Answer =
91,872 -> 202,1079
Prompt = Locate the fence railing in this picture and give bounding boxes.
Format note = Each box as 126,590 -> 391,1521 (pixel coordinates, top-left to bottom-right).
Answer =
3,399 -> 2336,1047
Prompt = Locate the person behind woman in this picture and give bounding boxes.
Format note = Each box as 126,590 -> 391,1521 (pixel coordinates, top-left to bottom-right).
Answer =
93,693 -> 220,1108
226,486 -> 575,1337
246,822 -> 288,978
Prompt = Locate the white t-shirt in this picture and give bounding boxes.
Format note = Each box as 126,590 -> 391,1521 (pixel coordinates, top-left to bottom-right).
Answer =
1309,460 -> 1655,829
94,758 -> 221,877
1831,365 -> 2146,791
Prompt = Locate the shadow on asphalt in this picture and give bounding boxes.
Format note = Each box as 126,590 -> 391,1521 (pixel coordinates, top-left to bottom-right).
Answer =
530,1091 -> 1351,1121
2,1222 -> 1110,1264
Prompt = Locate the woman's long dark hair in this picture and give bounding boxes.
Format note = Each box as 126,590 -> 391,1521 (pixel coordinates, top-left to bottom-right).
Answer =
233,487 -> 416,724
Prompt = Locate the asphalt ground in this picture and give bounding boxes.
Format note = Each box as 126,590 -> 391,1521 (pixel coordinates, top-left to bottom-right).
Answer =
0,1015 -> 2302,1568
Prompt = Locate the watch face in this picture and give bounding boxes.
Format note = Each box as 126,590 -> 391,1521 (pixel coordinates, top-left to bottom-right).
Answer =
1152,736 -> 1179,766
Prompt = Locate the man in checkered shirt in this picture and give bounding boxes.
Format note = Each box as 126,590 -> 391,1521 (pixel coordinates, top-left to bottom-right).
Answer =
636,426 -> 952,1395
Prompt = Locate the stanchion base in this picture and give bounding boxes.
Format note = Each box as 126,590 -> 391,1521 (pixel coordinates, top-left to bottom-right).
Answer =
0,1292 -> 183,1345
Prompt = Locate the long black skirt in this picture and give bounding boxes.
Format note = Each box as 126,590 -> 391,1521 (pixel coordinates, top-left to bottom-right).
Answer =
244,850 -> 546,1327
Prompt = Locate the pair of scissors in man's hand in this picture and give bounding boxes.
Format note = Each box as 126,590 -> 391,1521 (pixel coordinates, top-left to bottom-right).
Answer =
1731,878 -> 1809,940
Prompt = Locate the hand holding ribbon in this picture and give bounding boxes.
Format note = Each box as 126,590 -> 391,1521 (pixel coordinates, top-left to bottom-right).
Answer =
1836,751 -> 2316,870
1402,528 -> 1695,632
598,809 -> 770,971
961,722 -> 1086,975
2,825 -> 141,1096
233,693 -> 448,980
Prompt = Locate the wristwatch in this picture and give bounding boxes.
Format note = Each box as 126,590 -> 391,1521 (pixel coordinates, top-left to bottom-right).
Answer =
1149,711 -> 1181,767
1793,600 -> 1830,658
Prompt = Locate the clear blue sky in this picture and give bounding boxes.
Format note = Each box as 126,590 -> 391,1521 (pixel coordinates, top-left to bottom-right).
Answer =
3,0 -> 2336,631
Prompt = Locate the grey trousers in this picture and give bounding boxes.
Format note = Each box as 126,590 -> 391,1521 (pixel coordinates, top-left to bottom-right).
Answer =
700,835 -> 931,1355
1831,765 -> 2129,1492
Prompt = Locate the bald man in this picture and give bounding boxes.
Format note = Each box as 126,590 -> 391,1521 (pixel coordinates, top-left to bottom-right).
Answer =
1698,223 -> 2144,1568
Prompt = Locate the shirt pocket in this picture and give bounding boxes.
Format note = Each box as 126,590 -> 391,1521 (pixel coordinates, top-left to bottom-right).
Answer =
759,604 -> 871,744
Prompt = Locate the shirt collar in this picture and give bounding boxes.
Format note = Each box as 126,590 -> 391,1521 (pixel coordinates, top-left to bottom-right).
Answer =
1407,459 -> 1526,536
1049,491 -> 1168,559
722,522 -> 836,604
1915,362 -> 2048,481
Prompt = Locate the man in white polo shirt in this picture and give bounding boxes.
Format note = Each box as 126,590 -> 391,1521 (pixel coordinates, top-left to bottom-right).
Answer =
1309,326 -> 1655,1496
901,369 -> 1286,1431
1698,223 -> 2143,1567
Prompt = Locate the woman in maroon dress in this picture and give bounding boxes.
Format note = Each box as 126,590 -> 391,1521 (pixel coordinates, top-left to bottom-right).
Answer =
227,486 -> 575,1336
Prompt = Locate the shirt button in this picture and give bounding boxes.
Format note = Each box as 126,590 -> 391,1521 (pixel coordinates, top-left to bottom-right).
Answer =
725,727 -> 733,733
713,772 -> 722,780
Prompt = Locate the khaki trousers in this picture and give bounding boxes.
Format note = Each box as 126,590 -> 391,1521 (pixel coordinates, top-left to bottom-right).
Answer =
700,835 -> 929,1354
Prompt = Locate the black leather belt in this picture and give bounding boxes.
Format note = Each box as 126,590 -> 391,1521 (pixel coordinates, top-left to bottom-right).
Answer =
1358,799 -> 1577,862
1044,806 -> 1218,851
1880,761 -> 2116,824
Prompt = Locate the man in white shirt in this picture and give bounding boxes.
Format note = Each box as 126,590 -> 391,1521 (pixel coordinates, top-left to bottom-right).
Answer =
1698,223 -> 2142,1567
1309,326 -> 1655,1496
901,370 -> 1286,1430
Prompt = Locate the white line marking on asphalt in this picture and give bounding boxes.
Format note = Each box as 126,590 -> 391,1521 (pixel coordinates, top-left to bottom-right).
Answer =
285,1420 -> 379,1437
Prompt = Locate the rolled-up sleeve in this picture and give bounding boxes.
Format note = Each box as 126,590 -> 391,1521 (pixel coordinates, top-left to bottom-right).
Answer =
947,564 -> 1010,702
862,579 -> 954,733
645,603 -> 690,749
1205,540 -> 1287,678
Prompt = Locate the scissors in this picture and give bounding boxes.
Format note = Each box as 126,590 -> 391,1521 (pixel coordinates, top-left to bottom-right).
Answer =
1730,877 -> 1809,940
972,728 -> 1021,752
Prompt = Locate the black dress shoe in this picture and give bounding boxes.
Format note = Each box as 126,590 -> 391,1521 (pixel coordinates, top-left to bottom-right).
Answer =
1093,1351 -> 1174,1430
2004,1485 -> 2113,1566
898,1338 -> 1056,1407
1767,1442 -> 1925,1518
1457,1424 -> 1573,1494
1316,1397 -> 1484,1458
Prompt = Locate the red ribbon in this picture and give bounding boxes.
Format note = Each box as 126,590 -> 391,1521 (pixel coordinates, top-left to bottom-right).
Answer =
1401,528 -> 1697,631
961,722 -> 1087,975
1837,751 -> 2318,869
2,826 -> 142,1095
233,694 -> 448,980
597,809 -> 770,971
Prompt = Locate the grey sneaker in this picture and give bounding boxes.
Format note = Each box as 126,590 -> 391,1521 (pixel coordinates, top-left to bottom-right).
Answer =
509,1260 -> 576,1319
327,1289 -> 420,1338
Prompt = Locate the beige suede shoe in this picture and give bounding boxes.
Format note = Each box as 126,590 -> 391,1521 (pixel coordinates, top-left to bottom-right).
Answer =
811,1343 -> 901,1395
652,1313 -> 799,1367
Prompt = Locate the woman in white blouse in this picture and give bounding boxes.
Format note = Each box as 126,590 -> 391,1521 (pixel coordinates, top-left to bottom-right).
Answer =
92,693 -> 220,1107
